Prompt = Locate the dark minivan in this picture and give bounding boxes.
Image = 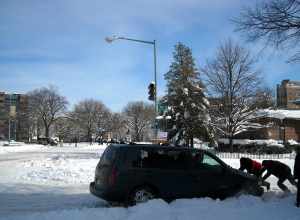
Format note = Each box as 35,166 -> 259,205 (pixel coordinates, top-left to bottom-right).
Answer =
90,144 -> 263,205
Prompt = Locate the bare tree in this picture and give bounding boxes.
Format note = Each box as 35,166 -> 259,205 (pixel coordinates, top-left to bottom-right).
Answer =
54,116 -> 73,142
70,99 -> 111,143
108,113 -> 127,140
234,0 -> 300,62
123,101 -> 155,142
95,109 -> 112,142
28,86 -> 68,140
202,39 -> 262,151
66,116 -> 83,145
25,109 -> 42,142
253,87 -> 275,109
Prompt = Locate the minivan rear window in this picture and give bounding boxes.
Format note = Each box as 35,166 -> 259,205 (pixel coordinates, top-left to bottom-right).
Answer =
99,147 -> 116,166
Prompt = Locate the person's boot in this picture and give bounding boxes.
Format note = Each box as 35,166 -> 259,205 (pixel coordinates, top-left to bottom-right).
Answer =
262,181 -> 270,190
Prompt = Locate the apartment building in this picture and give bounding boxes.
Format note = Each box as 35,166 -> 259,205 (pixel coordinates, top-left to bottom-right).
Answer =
277,79 -> 300,109
0,92 -> 28,141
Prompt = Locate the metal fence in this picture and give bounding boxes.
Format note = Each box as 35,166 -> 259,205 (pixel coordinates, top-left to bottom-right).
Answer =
216,152 -> 295,160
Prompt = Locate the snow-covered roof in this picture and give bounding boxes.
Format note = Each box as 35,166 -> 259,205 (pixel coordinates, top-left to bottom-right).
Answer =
256,109 -> 300,120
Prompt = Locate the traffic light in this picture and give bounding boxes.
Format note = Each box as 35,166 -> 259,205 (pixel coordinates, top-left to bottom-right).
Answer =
148,82 -> 155,101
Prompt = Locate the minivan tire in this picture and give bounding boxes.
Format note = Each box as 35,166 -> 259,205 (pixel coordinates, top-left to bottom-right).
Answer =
247,185 -> 264,197
238,183 -> 264,197
128,186 -> 156,205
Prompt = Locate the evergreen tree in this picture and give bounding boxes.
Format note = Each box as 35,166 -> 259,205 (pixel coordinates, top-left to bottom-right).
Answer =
163,42 -> 214,147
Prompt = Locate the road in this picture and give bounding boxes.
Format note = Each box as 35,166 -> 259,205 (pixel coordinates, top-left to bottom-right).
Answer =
0,147 -> 106,217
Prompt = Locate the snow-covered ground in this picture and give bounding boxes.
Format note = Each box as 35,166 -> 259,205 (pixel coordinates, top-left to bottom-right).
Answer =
0,143 -> 299,220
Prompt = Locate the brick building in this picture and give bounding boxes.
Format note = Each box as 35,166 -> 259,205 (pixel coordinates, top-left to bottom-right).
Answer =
277,79 -> 300,109
257,110 -> 300,142
0,92 -> 29,141
235,110 -> 300,142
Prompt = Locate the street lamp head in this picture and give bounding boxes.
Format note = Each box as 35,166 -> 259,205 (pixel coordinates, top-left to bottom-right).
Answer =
105,35 -> 118,43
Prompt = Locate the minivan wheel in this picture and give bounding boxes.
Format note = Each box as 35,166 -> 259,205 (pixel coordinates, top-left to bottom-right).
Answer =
129,186 -> 155,205
248,185 -> 264,197
241,183 -> 264,197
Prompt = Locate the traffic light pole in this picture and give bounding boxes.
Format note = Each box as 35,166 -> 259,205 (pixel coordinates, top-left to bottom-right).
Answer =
105,36 -> 158,118
8,94 -> 11,144
153,40 -> 157,116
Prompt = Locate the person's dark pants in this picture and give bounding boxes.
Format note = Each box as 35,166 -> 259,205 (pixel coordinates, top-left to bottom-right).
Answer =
277,174 -> 297,192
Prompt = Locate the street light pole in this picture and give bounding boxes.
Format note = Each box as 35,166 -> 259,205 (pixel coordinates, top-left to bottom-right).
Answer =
8,94 -> 11,144
105,36 -> 158,117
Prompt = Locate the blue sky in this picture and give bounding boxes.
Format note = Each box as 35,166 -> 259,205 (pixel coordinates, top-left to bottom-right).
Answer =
1,0 -> 299,112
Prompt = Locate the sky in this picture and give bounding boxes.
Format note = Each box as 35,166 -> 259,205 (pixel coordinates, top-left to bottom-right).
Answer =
0,0 -> 299,112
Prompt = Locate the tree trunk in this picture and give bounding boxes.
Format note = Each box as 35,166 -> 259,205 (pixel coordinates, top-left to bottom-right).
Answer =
229,135 -> 233,153
190,137 -> 194,148
37,123 -> 41,139
45,126 -> 49,139
45,126 -> 50,144
87,129 -> 92,145
185,137 -> 189,148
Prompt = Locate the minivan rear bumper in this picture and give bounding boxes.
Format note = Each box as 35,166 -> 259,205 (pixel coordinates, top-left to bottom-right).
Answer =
89,182 -> 125,202
89,182 -> 102,197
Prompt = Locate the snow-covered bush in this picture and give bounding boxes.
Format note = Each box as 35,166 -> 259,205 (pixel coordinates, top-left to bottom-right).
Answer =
217,139 -> 291,154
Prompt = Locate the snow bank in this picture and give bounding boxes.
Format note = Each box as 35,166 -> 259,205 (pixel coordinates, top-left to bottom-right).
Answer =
19,155 -> 99,185
0,143 -> 108,154
257,109 -> 300,120
1,141 -> 24,146
218,139 -> 284,148
4,196 -> 300,220
0,143 -> 45,154
287,139 -> 300,146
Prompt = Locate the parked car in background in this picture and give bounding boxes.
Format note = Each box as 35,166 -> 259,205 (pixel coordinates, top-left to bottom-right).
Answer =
37,137 -> 58,146
90,144 -> 263,205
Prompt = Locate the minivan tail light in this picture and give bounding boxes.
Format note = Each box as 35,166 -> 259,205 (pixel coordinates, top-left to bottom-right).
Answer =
108,166 -> 118,186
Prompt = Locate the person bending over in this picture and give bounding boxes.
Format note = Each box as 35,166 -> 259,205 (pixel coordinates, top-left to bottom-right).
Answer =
239,157 -> 270,190
261,160 -> 297,192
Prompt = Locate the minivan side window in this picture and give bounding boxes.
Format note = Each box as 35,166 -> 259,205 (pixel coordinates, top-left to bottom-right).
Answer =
140,149 -> 188,170
126,148 -> 189,170
126,149 -> 143,168
201,153 -> 223,174
190,152 -> 222,171
98,147 -> 116,166
202,154 -> 221,167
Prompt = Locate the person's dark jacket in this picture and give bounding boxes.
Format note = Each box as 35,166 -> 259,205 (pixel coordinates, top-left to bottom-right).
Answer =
294,152 -> 300,180
239,157 -> 252,172
261,160 -> 291,179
